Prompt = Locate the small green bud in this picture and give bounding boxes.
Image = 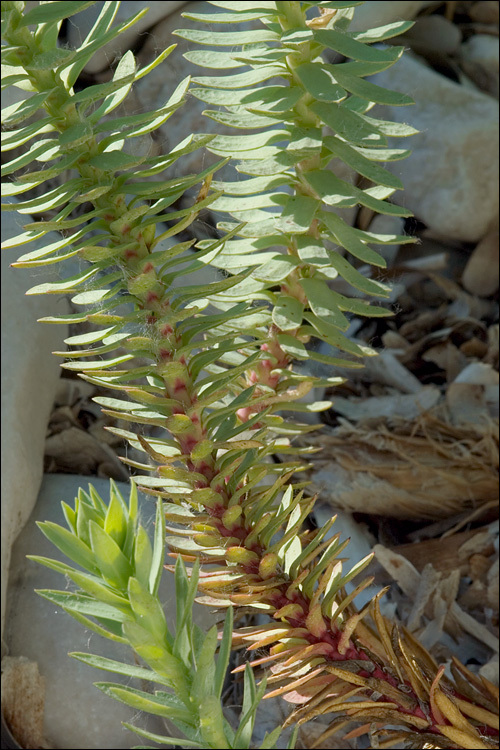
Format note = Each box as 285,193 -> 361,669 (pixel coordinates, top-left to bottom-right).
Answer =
259,552 -> 279,580
166,414 -> 192,434
221,505 -> 242,531
226,547 -> 259,565
191,440 -> 213,461
194,533 -> 221,548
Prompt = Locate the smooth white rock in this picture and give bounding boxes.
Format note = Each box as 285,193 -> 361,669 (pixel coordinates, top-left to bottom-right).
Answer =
1,201 -> 69,640
460,34 -> 499,98
404,14 -> 462,56
370,53 -> 499,242
4,474 -> 216,749
349,1 -> 440,32
66,0 -> 188,74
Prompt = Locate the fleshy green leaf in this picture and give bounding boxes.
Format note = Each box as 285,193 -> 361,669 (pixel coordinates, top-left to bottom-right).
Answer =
300,277 -> 350,330
313,28 -> 404,64
20,1 -> 94,26
89,521 -> 132,590
272,295 -> 304,331
173,28 -> 280,47
294,63 -> 347,103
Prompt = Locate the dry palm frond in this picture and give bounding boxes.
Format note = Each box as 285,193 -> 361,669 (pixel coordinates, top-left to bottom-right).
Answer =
299,410 -> 498,520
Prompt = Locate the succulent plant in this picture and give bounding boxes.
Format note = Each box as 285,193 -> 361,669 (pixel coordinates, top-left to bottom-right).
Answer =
2,2 -> 498,748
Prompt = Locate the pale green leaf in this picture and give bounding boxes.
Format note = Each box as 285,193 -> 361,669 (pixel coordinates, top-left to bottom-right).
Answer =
276,194 -> 318,234
312,99 -> 386,146
209,0 -> 278,9
313,28 -> 403,63
173,28 -> 280,46
276,334 -> 308,359
122,723 -> 202,748
252,255 -> 298,282
350,20 -> 414,43
35,522 -> 98,574
2,91 -> 50,126
294,63 -> 347,103
183,48 -> 246,69
203,108 -> 282,129
325,135 -> 404,189
299,277 -> 350,330
183,8 -> 276,23
70,652 -> 170,686
20,1 -> 94,26
193,65 -> 286,90
272,295 -> 304,331
323,247 -> 391,298
89,521 -> 132,590
35,589 -> 129,624
95,682 -> 193,723
322,211 -> 388,266
190,84 -> 303,113
329,66 -> 414,106
149,497 -> 165,597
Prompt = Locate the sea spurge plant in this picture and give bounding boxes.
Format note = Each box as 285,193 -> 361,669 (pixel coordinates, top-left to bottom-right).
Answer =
28,481 -> 291,749
1,1 -> 498,749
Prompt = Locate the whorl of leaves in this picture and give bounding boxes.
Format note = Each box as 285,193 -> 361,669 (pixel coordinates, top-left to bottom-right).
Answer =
2,2 -> 498,748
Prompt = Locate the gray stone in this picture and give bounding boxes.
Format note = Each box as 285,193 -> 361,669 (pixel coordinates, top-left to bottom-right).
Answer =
3,474 -> 216,749
1,201 -> 69,639
462,218 -> 499,296
370,52 -> 499,243
349,1 -> 440,32
470,1 -> 500,25
460,34 -> 499,98
404,14 -> 462,56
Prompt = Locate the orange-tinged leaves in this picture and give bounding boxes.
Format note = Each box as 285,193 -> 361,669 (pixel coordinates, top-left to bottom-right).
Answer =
309,718 -> 352,749
305,603 -> 327,638
264,666 -> 325,699
292,686 -> 364,726
194,533 -> 224,548
436,724 -> 492,749
454,696 -> 500,730
282,642 -> 332,668
434,687 -> 481,737
348,707 -> 430,730
452,656 -> 500,707
281,674 -> 338,709
273,602 -> 304,620
364,676 -> 418,712
337,607 -> 369,655
430,666 -> 447,725
393,627 -> 430,702
371,589 -> 404,682
325,664 -> 371,689
353,620 -> 387,663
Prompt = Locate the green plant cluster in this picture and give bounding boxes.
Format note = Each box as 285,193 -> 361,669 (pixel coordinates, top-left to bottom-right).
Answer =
2,2 -> 499,749
28,481 -> 289,748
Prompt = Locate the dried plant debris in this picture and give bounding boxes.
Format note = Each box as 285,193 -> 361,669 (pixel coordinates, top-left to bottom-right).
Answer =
44,376 -> 137,481
1,657 -> 49,750
300,406 -> 498,521
302,249 -> 499,522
